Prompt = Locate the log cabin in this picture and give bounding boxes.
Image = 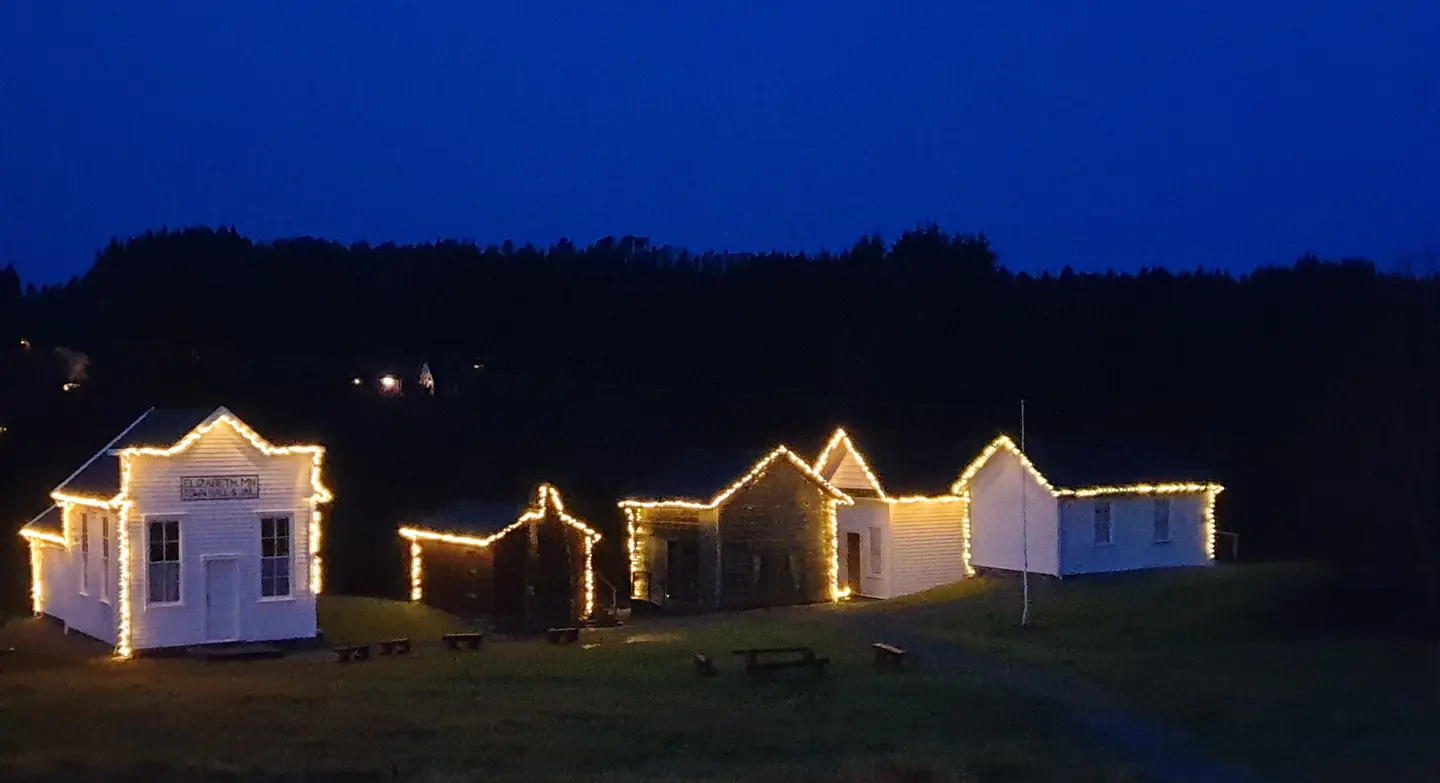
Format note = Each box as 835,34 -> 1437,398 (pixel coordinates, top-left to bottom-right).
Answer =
399,484 -> 601,630
621,446 -> 853,611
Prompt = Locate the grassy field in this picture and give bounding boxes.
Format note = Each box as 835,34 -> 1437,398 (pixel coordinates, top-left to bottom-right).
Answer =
882,563 -> 1440,783
318,594 -> 472,645
0,599 -> 1139,782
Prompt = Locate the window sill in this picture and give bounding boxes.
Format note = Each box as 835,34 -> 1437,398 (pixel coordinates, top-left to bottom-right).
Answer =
258,595 -> 298,604
146,601 -> 185,609
1093,542 -> 1115,548
1153,539 -> 1173,545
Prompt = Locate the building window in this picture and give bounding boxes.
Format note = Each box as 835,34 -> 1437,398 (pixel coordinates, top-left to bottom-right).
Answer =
100,516 -> 110,603
260,515 -> 292,598
1093,502 -> 1113,546
79,512 -> 90,595
147,520 -> 181,604
1153,498 -> 1171,543
868,526 -> 883,574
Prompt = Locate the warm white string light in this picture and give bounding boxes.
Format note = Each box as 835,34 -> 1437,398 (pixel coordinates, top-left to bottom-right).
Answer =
28,539 -> 44,614
621,444 -> 856,603
399,484 -> 602,617
26,412 -> 334,659
812,428 -> 971,585
950,433 -> 1225,563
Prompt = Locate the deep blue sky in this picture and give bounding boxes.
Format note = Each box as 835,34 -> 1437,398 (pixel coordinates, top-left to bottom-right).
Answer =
3,1 -> 1437,283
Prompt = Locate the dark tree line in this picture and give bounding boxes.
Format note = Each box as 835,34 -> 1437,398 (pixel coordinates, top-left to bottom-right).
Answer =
0,226 -> 1436,629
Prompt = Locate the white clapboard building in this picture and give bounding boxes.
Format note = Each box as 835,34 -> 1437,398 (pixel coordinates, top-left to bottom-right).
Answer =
20,406 -> 332,657
811,429 -> 970,599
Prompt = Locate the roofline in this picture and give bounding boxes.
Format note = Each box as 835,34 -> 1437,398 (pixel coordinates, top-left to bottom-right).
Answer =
51,407 -> 155,493
811,427 -> 890,499
950,434 -> 1059,496
618,445 -> 854,509
949,434 -> 1220,497
399,483 -> 601,548
1057,483 -> 1225,498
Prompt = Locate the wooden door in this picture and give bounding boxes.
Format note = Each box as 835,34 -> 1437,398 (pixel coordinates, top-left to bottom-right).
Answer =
845,532 -> 862,593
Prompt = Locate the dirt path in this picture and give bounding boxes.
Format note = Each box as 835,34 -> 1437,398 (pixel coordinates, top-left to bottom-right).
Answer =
850,612 -> 1266,783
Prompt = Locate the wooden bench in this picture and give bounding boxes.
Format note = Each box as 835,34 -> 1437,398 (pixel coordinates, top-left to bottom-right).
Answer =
333,644 -> 371,663
378,638 -> 412,656
693,652 -> 716,677
872,642 -> 907,670
732,647 -> 829,679
546,627 -> 580,645
442,632 -> 483,651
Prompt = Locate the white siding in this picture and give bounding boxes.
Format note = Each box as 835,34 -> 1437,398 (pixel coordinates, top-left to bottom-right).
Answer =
38,506 -> 119,644
835,500 -> 889,598
126,422 -> 317,650
1059,494 -> 1211,575
888,499 -> 968,597
823,449 -> 879,494
967,450 -> 1061,576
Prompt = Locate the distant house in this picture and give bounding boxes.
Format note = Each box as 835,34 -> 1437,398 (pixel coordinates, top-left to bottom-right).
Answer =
399,484 -> 601,630
621,446 -> 853,611
19,406 -> 332,657
951,434 -> 1222,577
811,428 -> 970,599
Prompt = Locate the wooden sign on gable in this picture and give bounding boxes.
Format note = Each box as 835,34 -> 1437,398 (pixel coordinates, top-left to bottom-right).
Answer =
180,475 -> 260,501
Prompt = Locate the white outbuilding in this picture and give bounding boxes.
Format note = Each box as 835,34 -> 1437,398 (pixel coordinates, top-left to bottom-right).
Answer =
20,406 -> 332,657
952,434 -> 1222,577
811,429 -> 970,599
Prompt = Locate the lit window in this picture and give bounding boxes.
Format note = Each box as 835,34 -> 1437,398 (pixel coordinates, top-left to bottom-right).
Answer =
147,520 -> 181,604
1153,499 -> 1171,543
79,512 -> 90,595
260,516 -> 292,598
868,526 -> 883,575
1093,502 -> 1113,546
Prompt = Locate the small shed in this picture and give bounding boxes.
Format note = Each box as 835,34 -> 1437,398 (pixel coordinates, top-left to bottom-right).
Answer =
399,484 -> 601,630
621,446 -> 853,611
951,433 -> 1223,577
810,428 -> 970,599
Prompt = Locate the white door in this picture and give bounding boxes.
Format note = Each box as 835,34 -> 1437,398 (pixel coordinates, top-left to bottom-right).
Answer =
204,558 -> 240,642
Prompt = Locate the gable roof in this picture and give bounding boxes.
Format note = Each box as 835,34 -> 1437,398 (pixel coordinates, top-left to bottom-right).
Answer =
399,484 -> 602,548
950,432 -> 1219,497
812,427 -> 983,499
411,501 -> 528,537
19,505 -> 65,545
619,445 -> 853,508
52,407 -> 220,499
50,406 -> 333,506
629,449 -> 771,500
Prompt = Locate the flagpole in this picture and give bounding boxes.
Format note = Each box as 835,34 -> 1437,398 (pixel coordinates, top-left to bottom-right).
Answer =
1020,398 -> 1031,627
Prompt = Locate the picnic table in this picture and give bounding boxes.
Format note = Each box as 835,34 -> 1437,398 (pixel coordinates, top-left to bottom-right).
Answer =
731,646 -> 829,679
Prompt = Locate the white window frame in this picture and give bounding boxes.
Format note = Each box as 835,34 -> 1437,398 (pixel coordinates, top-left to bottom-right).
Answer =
146,517 -> 183,606
78,511 -> 90,596
868,526 -> 883,575
1152,498 -> 1172,543
100,515 -> 110,603
259,513 -> 295,600
1093,501 -> 1114,546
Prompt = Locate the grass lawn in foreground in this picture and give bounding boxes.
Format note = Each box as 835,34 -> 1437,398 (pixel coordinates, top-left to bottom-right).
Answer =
0,600 -> 1138,782
882,563 -> 1440,783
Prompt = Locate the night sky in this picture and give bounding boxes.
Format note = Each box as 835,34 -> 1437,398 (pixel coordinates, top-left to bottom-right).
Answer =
3,1 -> 1437,282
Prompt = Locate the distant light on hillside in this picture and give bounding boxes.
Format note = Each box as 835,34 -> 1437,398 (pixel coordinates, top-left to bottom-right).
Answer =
379,374 -> 401,394
62,383 -> 79,392
350,376 -> 363,386
19,338 -> 30,350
